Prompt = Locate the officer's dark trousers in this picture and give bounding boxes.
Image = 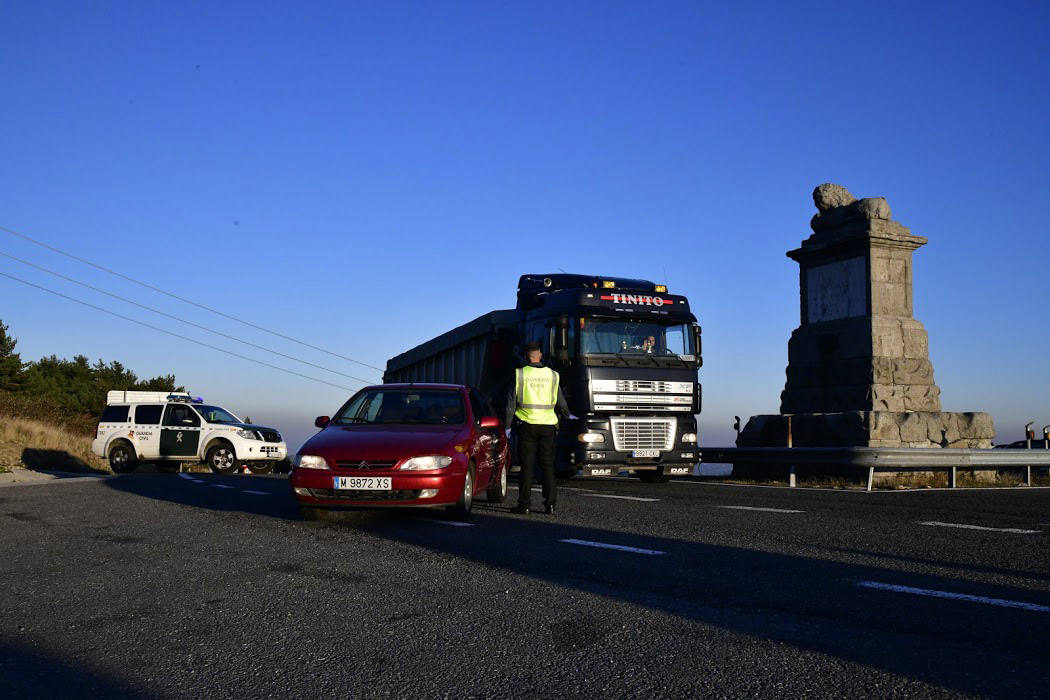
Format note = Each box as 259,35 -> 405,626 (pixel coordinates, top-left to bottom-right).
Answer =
516,421 -> 557,508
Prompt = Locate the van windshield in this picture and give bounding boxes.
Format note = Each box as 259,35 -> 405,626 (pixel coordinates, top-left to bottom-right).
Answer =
334,389 -> 465,425
579,318 -> 695,357
194,405 -> 241,424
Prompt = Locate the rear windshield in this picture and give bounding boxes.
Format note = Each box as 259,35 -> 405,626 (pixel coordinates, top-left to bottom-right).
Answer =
334,389 -> 465,426
99,405 -> 130,423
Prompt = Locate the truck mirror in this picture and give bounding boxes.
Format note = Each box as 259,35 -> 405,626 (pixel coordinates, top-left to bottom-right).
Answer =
694,325 -> 703,365
556,315 -> 570,362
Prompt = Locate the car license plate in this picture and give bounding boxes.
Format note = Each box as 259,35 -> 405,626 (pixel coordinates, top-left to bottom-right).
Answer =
631,449 -> 659,458
333,476 -> 391,491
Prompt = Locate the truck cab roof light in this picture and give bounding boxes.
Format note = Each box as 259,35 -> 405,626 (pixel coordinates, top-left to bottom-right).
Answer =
602,280 -> 616,289
654,284 -> 667,293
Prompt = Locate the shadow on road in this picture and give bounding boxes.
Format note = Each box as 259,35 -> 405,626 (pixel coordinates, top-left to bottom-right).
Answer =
0,638 -> 148,698
102,472 -> 1050,697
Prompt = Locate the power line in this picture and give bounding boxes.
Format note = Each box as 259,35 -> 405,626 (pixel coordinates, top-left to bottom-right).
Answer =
0,223 -> 385,373
0,270 -> 361,393
0,248 -> 376,385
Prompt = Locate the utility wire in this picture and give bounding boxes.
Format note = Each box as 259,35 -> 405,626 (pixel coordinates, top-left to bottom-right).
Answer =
0,224 -> 385,373
0,249 -> 375,385
0,270 -> 360,393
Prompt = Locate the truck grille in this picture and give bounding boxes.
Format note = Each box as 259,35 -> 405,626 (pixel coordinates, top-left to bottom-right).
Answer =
610,417 -> 676,451
616,380 -> 673,393
335,460 -> 397,470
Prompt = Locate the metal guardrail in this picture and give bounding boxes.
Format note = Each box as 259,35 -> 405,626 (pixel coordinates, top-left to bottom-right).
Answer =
698,447 -> 1050,491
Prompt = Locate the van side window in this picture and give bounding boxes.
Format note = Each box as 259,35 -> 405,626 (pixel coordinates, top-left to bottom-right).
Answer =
163,404 -> 201,427
99,405 -> 130,423
135,405 -> 163,425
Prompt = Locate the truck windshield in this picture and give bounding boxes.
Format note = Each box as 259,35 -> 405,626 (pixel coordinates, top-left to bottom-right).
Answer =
334,389 -> 466,425
194,405 -> 241,424
579,318 -> 694,356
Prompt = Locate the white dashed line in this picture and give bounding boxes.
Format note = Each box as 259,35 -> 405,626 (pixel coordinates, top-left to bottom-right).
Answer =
419,519 -> 474,527
719,505 -> 804,514
919,521 -> 1040,534
857,581 -> 1050,613
213,484 -> 235,489
559,538 -> 665,555
242,489 -> 270,495
583,494 -> 660,503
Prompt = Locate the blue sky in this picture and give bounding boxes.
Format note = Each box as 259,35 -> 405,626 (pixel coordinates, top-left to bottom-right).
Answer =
1,1 -> 1048,450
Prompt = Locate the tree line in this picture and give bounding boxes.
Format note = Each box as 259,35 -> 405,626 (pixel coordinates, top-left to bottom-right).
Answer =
0,318 -> 182,426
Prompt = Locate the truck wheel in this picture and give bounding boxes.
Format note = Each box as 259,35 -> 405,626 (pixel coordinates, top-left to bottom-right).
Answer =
108,442 -> 137,473
638,469 -> 670,483
248,461 -> 274,475
487,461 -> 508,503
449,464 -> 474,519
206,443 -> 238,474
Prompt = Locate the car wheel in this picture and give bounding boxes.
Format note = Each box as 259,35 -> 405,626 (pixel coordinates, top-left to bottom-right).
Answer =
449,464 -> 474,519
206,443 -> 238,474
248,461 -> 273,475
108,442 -> 137,473
637,469 -> 670,483
487,460 -> 508,503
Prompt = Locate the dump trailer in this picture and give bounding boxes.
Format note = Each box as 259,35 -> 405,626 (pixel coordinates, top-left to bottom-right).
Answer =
385,273 -> 702,481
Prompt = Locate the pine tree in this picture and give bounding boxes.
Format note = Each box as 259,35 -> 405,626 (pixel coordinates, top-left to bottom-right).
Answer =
0,319 -> 24,391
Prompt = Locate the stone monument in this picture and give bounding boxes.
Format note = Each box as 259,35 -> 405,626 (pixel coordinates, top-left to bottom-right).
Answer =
737,184 -> 994,451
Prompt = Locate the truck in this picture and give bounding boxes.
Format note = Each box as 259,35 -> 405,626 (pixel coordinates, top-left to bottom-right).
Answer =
384,273 -> 702,481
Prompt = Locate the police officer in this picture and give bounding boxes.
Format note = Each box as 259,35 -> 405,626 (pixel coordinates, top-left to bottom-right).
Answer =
507,341 -> 569,515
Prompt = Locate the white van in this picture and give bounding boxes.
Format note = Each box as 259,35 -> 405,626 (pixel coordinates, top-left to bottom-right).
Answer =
91,391 -> 287,474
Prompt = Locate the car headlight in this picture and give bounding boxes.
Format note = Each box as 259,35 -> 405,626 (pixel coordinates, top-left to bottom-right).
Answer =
236,429 -> 259,440
400,455 -> 453,471
578,432 -> 605,443
681,433 -> 697,443
294,454 -> 329,470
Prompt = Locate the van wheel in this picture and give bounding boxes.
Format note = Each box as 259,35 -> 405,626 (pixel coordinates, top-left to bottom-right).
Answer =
487,461 -> 508,503
206,443 -> 238,474
248,461 -> 273,475
109,442 -> 137,473
449,464 -> 474,519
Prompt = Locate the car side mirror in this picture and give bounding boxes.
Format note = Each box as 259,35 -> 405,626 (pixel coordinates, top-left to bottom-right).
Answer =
315,416 -> 330,428
479,416 -> 500,429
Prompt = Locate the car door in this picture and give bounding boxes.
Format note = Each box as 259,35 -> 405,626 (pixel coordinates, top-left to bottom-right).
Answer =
131,404 -> 164,458
467,388 -> 496,488
160,403 -> 202,458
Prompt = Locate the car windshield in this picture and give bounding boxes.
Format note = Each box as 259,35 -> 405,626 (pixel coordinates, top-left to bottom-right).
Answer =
333,389 -> 466,426
579,318 -> 694,356
194,405 -> 241,424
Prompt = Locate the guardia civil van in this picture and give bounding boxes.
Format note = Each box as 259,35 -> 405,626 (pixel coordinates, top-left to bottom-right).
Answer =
92,391 -> 287,474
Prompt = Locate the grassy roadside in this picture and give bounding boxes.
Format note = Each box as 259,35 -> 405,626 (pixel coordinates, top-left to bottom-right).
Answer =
0,415 -> 109,474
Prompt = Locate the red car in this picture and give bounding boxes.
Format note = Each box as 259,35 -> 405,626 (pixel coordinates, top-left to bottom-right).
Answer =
290,384 -> 510,519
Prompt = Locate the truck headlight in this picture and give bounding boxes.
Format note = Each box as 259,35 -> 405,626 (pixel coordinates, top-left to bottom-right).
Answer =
681,433 -> 697,443
577,433 -> 605,444
236,429 -> 259,440
294,454 -> 329,470
400,455 -> 453,470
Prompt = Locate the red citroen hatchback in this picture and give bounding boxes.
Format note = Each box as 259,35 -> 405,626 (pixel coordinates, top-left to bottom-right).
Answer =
290,384 -> 510,519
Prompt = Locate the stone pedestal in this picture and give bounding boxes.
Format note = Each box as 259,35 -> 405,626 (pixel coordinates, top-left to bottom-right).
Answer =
737,184 -> 993,457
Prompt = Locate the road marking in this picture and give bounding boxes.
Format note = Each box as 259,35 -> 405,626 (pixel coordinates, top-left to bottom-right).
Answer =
213,484 -> 235,489
177,473 -> 193,480
559,538 -> 665,555
242,489 -> 270,495
719,505 -> 804,513
919,521 -> 1040,534
190,479 -> 204,483
418,518 -> 474,527
857,581 -> 1050,613
583,493 -> 659,503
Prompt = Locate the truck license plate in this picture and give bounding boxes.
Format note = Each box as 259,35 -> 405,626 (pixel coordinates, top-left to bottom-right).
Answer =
333,476 -> 391,491
631,449 -> 659,458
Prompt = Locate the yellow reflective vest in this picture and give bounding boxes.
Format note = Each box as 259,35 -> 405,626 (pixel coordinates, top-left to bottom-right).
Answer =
514,365 -> 560,425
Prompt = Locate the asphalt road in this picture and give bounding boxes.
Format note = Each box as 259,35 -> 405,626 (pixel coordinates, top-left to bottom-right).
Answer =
2,471 -> 1049,698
